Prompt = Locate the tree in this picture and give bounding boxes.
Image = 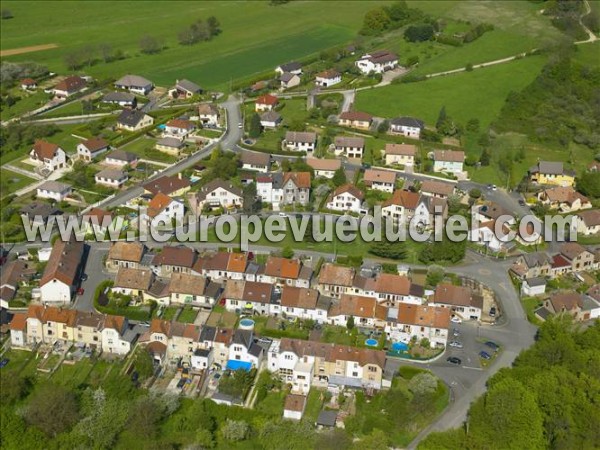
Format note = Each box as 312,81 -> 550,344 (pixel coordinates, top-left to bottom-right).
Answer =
332,167 -> 346,187
243,182 -> 260,213
133,348 -> 154,380
479,147 -> 491,166
0,375 -> 31,405
418,240 -> 466,264
426,265 -> 445,286
282,246 -> 294,259
221,419 -> 249,442
465,62 -> 474,71
360,9 -> 391,35
248,112 -> 262,138
408,372 -> 438,395
207,16 -> 221,36
369,240 -> 407,260
24,384 -> 79,436
377,119 -> 389,134
352,429 -> 388,450
406,55 -> 420,66
404,23 -> 434,42
469,188 -> 481,199
139,34 -> 162,54
436,106 -> 447,130
346,315 -> 355,330
64,52 -> 83,70
576,172 -> 600,198
1,9 -> 13,19
466,118 -> 480,132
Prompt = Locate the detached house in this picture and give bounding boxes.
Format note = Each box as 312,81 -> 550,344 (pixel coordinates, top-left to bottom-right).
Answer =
280,172 -> 311,206
255,94 -> 279,112
430,283 -> 483,320
433,150 -> 465,174
420,180 -> 455,199
197,103 -> 220,127
241,151 -> 271,172
528,161 -> 575,187
164,119 -> 195,138
260,111 -> 282,129
156,137 -> 185,156
326,184 -> 364,214
102,91 -> 137,108
144,192 -> 184,226
284,131 -> 317,153
77,137 -> 109,161
104,150 -> 138,168
363,169 -> 396,193
114,74 -> 153,95
143,174 -> 191,197
36,181 -> 72,202
193,179 -> 243,210
355,50 -> 398,74
334,136 -> 364,159
381,189 -> 420,224
20,78 -> 37,90
389,117 -> 425,139
338,111 -> 373,130
169,79 -> 202,98
52,75 -> 86,98
306,157 -> 341,179
116,109 -> 154,131
386,304 -> 451,348
279,72 -> 301,89
576,210 -> 600,236
95,169 -> 128,188
384,143 -> 417,166
315,69 -> 341,87
39,239 -> 84,304
276,61 -> 303,75
29,140 -> 67,172
537,186 -> 591,213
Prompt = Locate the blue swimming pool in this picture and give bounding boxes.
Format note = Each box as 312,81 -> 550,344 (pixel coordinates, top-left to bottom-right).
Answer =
157,124 -> 166,130
392,342 -> 409,351
365,338 -> 378,347
226,360 -> 252,371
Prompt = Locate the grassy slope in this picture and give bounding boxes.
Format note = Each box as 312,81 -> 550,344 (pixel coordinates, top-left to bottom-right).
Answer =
355,55 -> 547,129
1,1 -> 387,88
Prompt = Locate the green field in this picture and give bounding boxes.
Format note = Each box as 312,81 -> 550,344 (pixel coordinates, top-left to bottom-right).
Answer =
355,54 -> 547,129
1,1 -> 387,89
0,168 -> 36,197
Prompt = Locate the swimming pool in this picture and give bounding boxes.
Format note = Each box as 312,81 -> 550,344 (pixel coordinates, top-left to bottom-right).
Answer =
239,318 -> 255,330
365,338 -> 378,347
392,342 -> 409,352
226,360 -> 252,371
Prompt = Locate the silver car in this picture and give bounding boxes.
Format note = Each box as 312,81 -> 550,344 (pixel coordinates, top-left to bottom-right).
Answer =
449,341 -> 463,349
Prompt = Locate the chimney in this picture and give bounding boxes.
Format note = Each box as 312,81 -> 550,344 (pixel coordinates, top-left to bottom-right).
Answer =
178,173 -> 182,180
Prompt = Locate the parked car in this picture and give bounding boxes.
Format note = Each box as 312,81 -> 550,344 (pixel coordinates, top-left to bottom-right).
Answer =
0,359 -> 9,368
77,288 -> 85,295
447,356 -> 462,365
450,316 -> 462,324
479,351 -> 491,360
489,307 -> 497,317
81,273 -> 88,282
518,199 -> 526,206
485,341 -> 500,352
449,341 -> 463,348
452,328 -> 460,337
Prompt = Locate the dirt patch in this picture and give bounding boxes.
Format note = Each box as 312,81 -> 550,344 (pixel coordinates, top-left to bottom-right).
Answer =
1,43 -> 58,57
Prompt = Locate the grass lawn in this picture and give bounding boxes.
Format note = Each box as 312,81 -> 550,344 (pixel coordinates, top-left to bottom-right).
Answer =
0,168 -> 36,197
120,136 -> 179,164
158,305 -> 179,321
1,1 -> 385,89
51,358 -> 96,389
572,41 -> 600,67
0,349 -> 39,379
355,54 -> 547,130
0,89 -> 51,121
303,389 -> 325,423
522,296 -> 543,325
254,387 -> 287,417
178,306 -> 198,323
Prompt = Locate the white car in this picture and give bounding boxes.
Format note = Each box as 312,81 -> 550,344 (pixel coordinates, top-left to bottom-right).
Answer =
238,122 -> 243,129
450,316 -> 462,324
449,341 -> 463,348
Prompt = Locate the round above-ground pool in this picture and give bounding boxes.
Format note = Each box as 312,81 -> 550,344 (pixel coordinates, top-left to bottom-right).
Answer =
365,338 -> 378,347
392,342 -> 409,352
239,318 -> 255,330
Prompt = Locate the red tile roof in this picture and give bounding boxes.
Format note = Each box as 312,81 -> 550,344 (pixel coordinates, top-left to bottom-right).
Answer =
256,94 -> 278,106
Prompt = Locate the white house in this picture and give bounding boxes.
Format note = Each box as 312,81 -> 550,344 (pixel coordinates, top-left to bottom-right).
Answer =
164,119 -> 195,138
193,179 -> 243,210
384,143 -> 417,166
228,329 -> 264,369
224,280 -> 274,315
36,181 -> 72,201
169,79 -> 202,99
101,315 -> 132,355
39,239 -> 84,304
326,184 -> 364,214
197,103 -> 220,127
284,131 -> 317,153
362,169 -> 396,193
279,72 -> 301,90
275,61 -> 303,75
260,111 -> 282,129
241,151 -> 271,173
104,150 -> 138,167
327,294 -> 387,329
114,74 -> 153,95
255,94 -> 278,112
385,304 -> 451,348
521,277 -> 547,296
102,91 -> 136,107
29,140 -> 67,172
355,50 -> 398,74
306,157 -> 341,179
9,313 -> 27,347
433,150 -> 465,174
389,117 -> 425,139
430,284 -> 483,321
315,69 -> 341,87
191,348 -> 213,370
468,220 -> 508,253
52,76 -> 86,98
95,169 -> 128,188
77,137 -> 110,162
334,136 -> 364,159
280,286 -> 330,323
381,189 -> 421,225
576,210 -> 600,236
145,193 -> 184,226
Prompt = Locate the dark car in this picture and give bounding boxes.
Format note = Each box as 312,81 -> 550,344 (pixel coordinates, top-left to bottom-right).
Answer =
489,307 -> 497,317
447,356 -> 462,365
77,288 -> 85,295
81,273 -> 88,282
0,359 -> 9,368
177,378 -> 186,389
518,199 -> 526,206
479,351 -> 492,360
485,341 -> 500,352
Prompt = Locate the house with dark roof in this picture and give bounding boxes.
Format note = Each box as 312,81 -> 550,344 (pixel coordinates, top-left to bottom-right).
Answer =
77,137 -> 110,161
275,61 -> 303,75
260,110 -> 282,128
279,72 -> 301,89
224,280 -> 275,315
389,117 -> 425,138
168,79 -> 202,98
143,174 -> 191,197
528,161 -> 575,187
102,91 -> 137,107
95,168 -> 128,188
36,180 -> 72,201
116,109 -> 154,131
39,239 -> 84,304
510,252 -> 553,279
191,179 -> 243,210
104,150 -> 138,167
114,74 -> 153,95
355,50 -> 398,74
20,203 -> 62,225
228,329 -> 265,369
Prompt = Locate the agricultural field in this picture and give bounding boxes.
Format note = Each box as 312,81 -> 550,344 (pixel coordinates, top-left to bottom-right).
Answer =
0,1 -> 387,89
355,54 -> 548,130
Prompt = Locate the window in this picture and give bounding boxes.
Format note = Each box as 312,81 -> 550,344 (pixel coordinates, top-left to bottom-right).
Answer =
368,366 -> 377,373
352,372 -> 358,377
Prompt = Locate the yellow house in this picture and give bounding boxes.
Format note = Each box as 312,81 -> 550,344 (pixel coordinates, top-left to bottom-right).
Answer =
529,161 -> 575,187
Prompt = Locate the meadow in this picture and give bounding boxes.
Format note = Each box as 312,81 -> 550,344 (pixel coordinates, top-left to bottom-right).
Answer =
0,1 -> 386,89
355,54 -> 548,130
